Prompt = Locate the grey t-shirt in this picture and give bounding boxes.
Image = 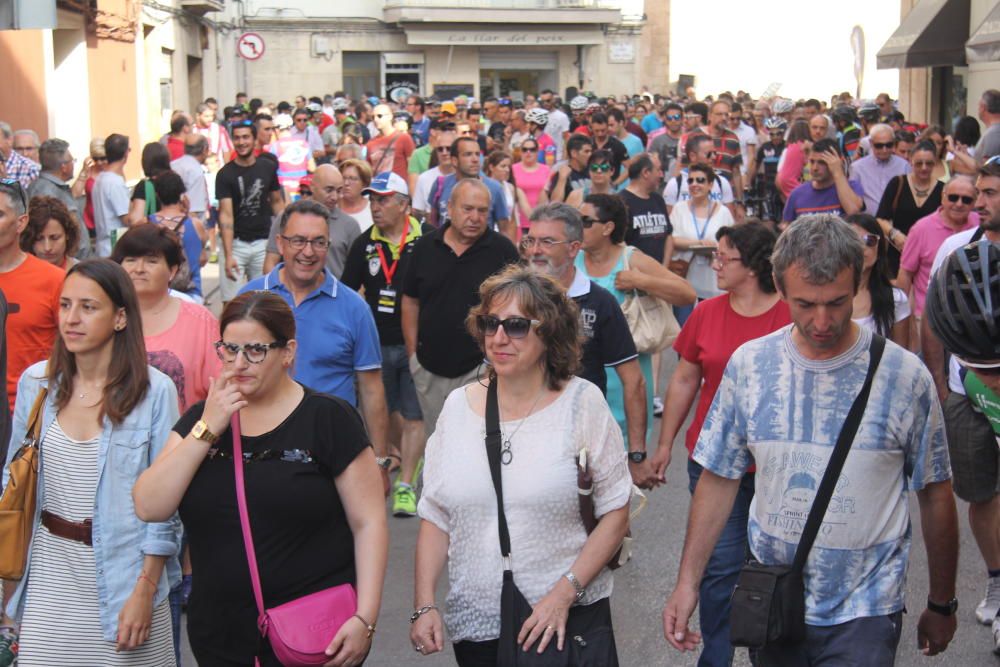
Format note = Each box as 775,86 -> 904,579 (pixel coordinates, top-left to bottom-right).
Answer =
170,155 -> 209,214
265,207 -> 361,279
975,122 -> 1000,163
92,170 -> 130,257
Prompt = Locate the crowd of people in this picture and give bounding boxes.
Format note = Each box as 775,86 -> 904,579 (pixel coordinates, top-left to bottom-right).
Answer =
0,81 -> 998,667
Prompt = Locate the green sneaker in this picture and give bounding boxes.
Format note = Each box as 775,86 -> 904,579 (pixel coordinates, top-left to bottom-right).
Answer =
392,485 -> 417,517
0,625 -> 18,667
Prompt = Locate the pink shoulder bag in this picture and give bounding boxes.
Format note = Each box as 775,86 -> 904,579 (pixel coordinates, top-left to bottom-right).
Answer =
231,414 -> 358,666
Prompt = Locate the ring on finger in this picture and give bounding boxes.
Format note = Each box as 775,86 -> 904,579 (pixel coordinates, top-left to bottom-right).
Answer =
415,644 -> 424,652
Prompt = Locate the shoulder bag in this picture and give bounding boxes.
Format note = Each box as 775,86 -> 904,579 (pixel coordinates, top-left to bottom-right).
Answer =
0,387 -> 48,580
729,334 -> 886,649
231,413 -> 359,666
577,447 -> 646,570
620,247 -> 680,355
486,380 -> 619,667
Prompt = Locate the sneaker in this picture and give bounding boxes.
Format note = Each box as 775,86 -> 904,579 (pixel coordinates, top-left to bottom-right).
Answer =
653,396 -> 664,418
977,576 -> 1000,624
393,485 -> 417,517
993,615 -> 1000,655
209,252 -> 218,263
0,625 -> 18,667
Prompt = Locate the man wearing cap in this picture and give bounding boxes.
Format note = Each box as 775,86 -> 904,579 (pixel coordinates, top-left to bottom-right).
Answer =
368,103 -> 415,182
240,198 -> 389,466
263,163 -> 360,278
342,171 -> 427,517
438,101 -> 458,121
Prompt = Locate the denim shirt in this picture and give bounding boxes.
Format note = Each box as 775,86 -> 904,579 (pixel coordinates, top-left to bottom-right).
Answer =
2,361 -> 182,641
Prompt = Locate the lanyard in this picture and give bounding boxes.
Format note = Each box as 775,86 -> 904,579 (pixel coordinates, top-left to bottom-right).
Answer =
690,201 -> 714,241
375,217 -> 412,284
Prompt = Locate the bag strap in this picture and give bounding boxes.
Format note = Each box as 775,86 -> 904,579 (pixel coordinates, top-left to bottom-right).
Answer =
484,379 -> 513,564
231,413 -> 267,619
790,334 -> 885,573
25,387 -> 47,447
891,174 -> 904,216
144,179 -> 157,218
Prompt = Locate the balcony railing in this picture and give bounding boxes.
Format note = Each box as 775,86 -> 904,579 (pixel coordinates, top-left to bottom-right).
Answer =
384,0 -> 621,8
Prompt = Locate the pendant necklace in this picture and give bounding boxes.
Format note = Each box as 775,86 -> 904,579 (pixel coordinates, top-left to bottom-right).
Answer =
499,384 -> 547,465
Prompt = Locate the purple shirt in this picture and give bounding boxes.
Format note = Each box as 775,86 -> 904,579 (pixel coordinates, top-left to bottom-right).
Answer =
782,180 -> 866,222
849,154 -> 911,216
900,207 -> 979,314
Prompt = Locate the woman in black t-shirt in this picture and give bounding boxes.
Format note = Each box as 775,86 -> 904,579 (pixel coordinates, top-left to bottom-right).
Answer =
128,142 -> 172,226
134,291 -> 388,667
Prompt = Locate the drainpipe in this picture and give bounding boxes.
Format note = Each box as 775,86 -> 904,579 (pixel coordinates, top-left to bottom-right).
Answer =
577,45 -> 584,89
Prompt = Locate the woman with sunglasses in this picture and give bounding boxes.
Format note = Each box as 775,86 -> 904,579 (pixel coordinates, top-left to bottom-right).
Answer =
485,151 -> 529,235
668,162 -> 735,325
339,158 -> 374,233
651,222 -> 789,667
845,214 -> 910,348
3,259 -> 180,666
410,265 -> 631,664
566,149 -> 615,209
876,140 -> 943,275
512,138 -> 550,233
134,290 -> 388,667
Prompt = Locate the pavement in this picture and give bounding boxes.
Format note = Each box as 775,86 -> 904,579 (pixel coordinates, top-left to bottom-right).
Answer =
179,261 -> 999,667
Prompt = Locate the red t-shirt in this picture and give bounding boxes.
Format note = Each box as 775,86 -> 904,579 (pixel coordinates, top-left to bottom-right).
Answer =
167,135 -> 185,161
673,294 -> 791,458
367,130 -> 415,181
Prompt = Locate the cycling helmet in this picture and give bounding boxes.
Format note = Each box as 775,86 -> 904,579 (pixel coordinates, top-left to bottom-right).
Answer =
525,108 -> 549,127
570,95 -> 590,111
925,239 -> 1000,363
771,99 -> 794,115
831,105 -> 857,125
858,102 -> 881,122
764,117 -> 787,131
586,102 -> 602,113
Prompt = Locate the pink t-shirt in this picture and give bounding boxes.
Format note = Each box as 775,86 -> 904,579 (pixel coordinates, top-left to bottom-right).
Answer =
513,162 -> 551,227
900,208 -> 979,315
145,299 -> 222,411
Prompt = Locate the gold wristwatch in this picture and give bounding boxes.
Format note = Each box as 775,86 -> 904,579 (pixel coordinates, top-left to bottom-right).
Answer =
190,420 -> 220,444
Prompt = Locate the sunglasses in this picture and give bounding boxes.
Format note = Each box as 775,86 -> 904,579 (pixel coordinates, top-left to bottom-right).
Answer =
859,233 -> 880,248
580,215 -> 605,228
231,119 -> 254,127
0,178 -> 27,211
946,193 -> 975,205
665,114 -> 682,121
475,314 -> 540,339
521,146 -> 538,153
436,146 -> 452,153
872,142 -> 895,150
687,176 -> 708,185
589,163 -> 612,173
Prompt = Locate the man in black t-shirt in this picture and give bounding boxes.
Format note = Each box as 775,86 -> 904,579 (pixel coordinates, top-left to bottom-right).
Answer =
522,202 -> 660,490
621,153 -> 673,265
547,134 -> 593,203
216,121 -> 284,302
590,112 -> 630,186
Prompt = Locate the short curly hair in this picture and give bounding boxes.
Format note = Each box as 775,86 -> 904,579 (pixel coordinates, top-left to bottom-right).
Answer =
22,195 -> 80,259
716,221 -> 779,294
465,265 -> 581,390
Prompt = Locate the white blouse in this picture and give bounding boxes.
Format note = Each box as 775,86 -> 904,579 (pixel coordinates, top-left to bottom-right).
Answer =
854,286 -> 911,335
418,377 -> 632,642
670,200 -> 734,300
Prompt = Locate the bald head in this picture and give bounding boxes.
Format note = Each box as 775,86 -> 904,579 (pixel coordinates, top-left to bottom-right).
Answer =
373,104 -> 394,134
310,163 -> 343,210
184,133 -> 208,160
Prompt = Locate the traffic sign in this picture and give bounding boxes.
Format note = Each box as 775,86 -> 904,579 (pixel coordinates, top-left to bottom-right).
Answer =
237,33 -> 265,61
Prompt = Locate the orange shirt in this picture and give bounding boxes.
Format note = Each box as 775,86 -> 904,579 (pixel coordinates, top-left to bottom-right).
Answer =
0,254 -> 64,411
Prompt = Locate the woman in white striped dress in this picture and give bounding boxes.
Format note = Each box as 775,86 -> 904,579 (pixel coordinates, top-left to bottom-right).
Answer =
1,259 -> 180,666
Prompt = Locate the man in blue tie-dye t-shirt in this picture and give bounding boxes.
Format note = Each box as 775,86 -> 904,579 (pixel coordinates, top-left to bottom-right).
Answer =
663,214 -> 958,666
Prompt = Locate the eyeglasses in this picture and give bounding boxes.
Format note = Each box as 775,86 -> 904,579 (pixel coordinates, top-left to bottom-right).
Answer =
711,251 -> 743,267
519,236 -> 571,251
580,215 -> 605,228
589,163 -> 612,173
859,233 -> 880,248
279,235 -> 331,250
0,178 -> 27,211
687,176 -> 708,185
665,114 -> 682,121
946,193 -> 975,205
872,142 -> 895,150
475,314 -> 540,339
214,340 -> 285,364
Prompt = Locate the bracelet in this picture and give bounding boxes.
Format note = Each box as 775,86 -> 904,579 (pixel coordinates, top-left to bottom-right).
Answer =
353,613 -> 376,639
136,572 -> 158,592
563,571 -> 586,602
409,604 -> 439,624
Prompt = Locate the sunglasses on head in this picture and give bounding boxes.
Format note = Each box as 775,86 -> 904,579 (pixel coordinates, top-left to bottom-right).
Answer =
687,176 -> 708,185
946,193 -> 975,205
231,119 -> 254,127
0,178 -> 27,211
475,314 -> 540,339
589,163 -> 612,173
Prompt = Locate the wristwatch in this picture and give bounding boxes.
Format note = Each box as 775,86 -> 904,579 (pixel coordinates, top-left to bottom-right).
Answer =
926,597 -> 958,616
190,420 -> 219,445
627,451 -> 647,464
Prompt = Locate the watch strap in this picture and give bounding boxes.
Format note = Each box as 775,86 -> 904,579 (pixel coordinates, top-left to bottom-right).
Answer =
926,597 -> 957,616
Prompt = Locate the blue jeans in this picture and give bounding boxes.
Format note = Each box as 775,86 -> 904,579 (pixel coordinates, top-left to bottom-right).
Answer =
753,611 -> 903,666
687,459 -> 755,667
168,582 -> 183,666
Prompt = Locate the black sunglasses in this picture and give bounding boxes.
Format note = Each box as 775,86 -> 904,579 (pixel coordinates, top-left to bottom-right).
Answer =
687,176 -> 708,185
521,145 -> 538,152
860,233 -> 880,248
580,215 -> 605,228
476,315 -> 540,339
0,178 -> 27,211
946,193 -> 974,205
872,142 -> 895,150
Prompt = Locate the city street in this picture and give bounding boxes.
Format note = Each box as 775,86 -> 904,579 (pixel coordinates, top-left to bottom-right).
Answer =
178,263 -> 998,667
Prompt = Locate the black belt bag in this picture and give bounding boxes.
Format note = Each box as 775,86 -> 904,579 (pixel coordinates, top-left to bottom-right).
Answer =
729,335 -> 885,649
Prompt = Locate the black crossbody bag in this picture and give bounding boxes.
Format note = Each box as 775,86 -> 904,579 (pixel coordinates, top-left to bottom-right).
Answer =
729,334 -> 885,649
485,380 -> 619,667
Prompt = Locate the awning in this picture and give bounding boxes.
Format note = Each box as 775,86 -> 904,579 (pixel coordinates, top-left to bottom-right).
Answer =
405,27 -> 604,47
967,1 -> 1000,63
876,0 -> 970,69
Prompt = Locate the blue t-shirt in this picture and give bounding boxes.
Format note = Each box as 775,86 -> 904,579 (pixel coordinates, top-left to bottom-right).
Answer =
641,112 -> 664,134
783,180 -> 865,222
621,133 -> 644,158
240,267 -> 382,406
694,325 -> 950,626
429,173 -> 510,230
412,117 -> 431,147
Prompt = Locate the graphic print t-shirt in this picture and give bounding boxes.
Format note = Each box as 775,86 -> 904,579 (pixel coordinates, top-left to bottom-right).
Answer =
620,189 -> 672,263
215,159 -> 281,241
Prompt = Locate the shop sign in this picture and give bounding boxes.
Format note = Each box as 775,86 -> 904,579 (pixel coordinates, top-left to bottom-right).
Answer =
407,28 -> 603,46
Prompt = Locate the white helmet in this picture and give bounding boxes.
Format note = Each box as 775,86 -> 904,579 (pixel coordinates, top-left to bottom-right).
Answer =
771,99 -> 794,115
570,95 -> 590,111
525,108 -> 549,127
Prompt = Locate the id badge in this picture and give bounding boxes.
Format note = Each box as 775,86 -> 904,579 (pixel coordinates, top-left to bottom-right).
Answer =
377,287 -> 397,314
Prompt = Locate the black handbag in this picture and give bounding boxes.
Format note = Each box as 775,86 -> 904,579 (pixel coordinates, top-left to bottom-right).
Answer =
729,335 -> 886,649
485,379 -> 619,667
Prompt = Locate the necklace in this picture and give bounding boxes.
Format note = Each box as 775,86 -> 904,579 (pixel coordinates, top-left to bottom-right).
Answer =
910,175 -> 931,198
498,384 -> 548,466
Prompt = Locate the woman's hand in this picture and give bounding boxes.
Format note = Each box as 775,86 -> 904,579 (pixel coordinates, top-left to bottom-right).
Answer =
116,583 -> 154,651
409,608 -> 445,656
517,580 -> 576,654
614,269 -> 645,292
322,615 -> 372,667
650,444 -> 672,481
201,371 -> 248,435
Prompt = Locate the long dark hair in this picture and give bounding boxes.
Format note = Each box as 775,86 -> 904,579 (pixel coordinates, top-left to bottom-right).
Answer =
845,213 -> 895,336
48,259 -> 149,424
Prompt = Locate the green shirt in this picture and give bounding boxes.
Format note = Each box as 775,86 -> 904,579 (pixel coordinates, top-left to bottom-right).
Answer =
964,370 -> 1000,445
409,144 -> 432,175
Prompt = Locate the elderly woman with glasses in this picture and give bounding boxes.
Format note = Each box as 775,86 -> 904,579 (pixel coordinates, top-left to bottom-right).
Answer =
134,290 -> 389,667
410,265 -> 631,665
